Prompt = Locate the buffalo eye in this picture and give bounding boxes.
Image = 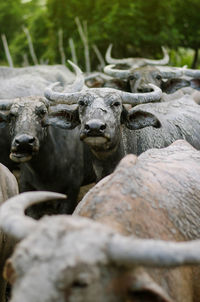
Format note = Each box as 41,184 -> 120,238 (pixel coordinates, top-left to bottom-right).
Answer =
36,107 -> 47,117
78,100 -> 85,106
72,280 -> 88,288
40,109 -> 47,115
9,110 -> 18,118
155,74 -> 162,80
9,113 -> 15,118
71,272 -> 92,289
128,75 -> 136,81
78,98 -> 89,107
112,101 -> 121,107
41,109 -> 47,115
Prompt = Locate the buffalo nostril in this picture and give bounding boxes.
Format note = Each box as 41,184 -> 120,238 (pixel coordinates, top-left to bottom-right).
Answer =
100,124 -> 106,131
85,124 -> 90,131
29,137 -> 35,144
137,87 -> 153,93
15,139 -> 20,145
137,88 -> 144,93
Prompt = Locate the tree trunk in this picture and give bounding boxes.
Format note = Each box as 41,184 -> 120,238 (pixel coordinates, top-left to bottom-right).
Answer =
192,48 -> 199,69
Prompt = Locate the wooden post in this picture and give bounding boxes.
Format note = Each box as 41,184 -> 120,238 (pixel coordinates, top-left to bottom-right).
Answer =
23,26 -> 38,65
69,38 -> 78,65
92,44 -> 105,71
58,28 -> 66,65
75,17 -> 91,73
1,34 -> 14,67
22,53 -> 29,67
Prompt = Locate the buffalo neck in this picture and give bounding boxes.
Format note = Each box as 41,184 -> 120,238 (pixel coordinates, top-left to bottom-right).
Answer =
25,129 -> 55,174
91,127 -> 137,181
21,126 -> 80,189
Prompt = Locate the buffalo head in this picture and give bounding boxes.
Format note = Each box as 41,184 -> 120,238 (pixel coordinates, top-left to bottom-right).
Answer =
44,61 -> 162,154
0,96 -> 72,163
104,63 -> 187,93
103,45 -> 194,93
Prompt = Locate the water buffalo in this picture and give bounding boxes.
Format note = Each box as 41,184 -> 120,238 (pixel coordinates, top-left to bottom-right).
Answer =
104,47 -> 200,94
0,91 -> 95,215
0,64 -> 75,171
87,45 -> 170,91
0,163 -> 18,302
0,64 -> 74,98
104,63 -> 191,93
45,62 -> 200,181
1,140 -> 200,301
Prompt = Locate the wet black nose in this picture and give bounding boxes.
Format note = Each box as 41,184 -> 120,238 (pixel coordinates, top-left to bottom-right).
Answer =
137,86 -> 153,93
15,134 -> 36,146
84,120 -> 107,135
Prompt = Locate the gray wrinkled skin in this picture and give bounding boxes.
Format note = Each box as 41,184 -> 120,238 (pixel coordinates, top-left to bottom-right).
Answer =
6,140 -> 200,302
133,96 -> 200,155
0,164 -> 18,302
0,65 -> 74,99
74,140 -> 200,302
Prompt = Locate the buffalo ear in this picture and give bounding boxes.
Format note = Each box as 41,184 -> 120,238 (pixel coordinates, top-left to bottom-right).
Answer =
125,109 -> 161,130
161,78 -> 190,93
128,269 -> 172,302
44,104 -> 80,129
0,111 -> 10,128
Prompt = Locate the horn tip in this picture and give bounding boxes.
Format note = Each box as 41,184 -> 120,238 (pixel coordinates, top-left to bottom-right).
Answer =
67,60 -> 83,75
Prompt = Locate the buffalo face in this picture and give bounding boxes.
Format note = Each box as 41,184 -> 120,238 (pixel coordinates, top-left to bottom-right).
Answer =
128,66 -> 163,93
77,91 -> 124,152
9,98 -> 48,163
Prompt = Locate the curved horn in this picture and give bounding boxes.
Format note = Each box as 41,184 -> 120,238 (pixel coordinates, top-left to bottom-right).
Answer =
120,84 -> 162,105
44,82 -> 81,104
104,47 -> 169,79
108,234 -> 200,268
105,44 -> 138,66
104,64 -> 131,79
66,60 -> 85,92
84,72 -> 113,82
0,191 -> 66,241
44,60 -> 84,104
106,45 -> 169,67
144,46 -> 169,66
183,68 -> 200,78
0,99 -> 14,110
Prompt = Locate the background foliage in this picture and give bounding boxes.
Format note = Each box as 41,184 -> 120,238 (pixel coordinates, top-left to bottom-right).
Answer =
0,0 -> 200,69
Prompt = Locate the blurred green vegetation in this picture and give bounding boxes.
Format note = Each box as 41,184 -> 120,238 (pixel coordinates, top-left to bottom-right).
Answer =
0,0 -> 200,69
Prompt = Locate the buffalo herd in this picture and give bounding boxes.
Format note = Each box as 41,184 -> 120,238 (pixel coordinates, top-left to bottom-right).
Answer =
0,48 -> 200,301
